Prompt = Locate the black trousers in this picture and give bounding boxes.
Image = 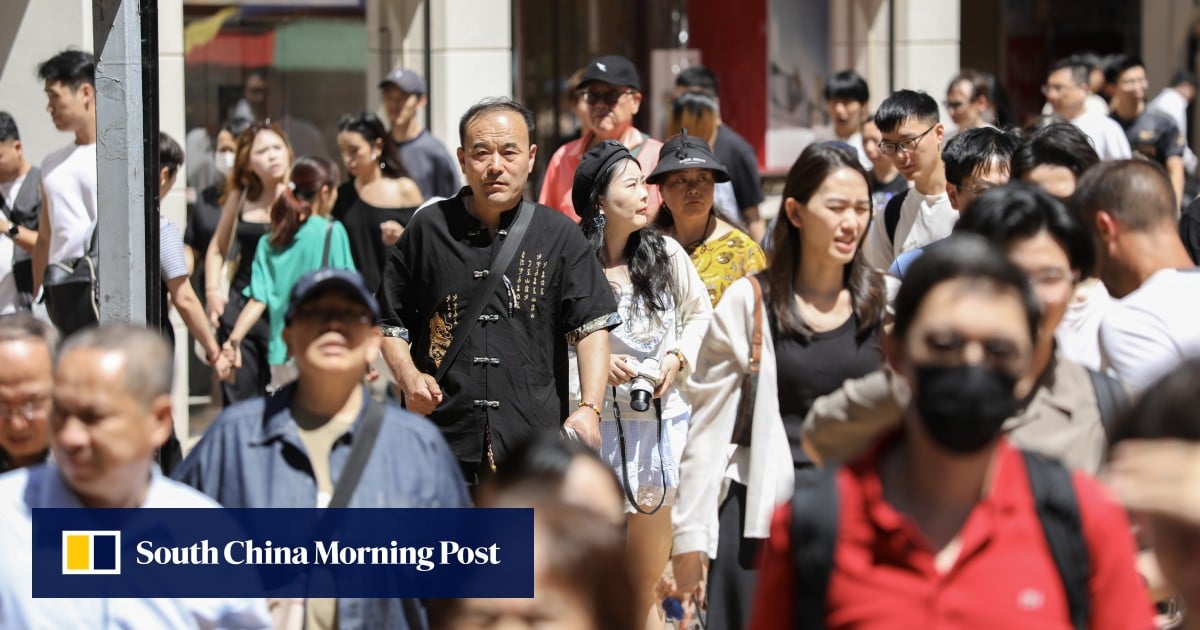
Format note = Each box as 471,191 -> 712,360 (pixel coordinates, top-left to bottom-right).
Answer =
217,291 -> 271,406
705,481 -> 761,630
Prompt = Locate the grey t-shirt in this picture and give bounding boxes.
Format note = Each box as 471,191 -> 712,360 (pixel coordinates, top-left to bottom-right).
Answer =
396,129 -> 461,200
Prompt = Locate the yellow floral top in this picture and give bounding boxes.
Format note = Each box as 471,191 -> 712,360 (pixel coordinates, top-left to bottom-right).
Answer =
685,228 -> 767,306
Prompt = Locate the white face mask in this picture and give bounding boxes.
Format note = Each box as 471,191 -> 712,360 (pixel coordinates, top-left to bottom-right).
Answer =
214,150 -> 236,176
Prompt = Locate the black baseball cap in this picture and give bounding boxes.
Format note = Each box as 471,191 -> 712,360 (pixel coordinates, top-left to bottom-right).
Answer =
378,68 -> 427,95
572,140 -> 636,221
646,131 -> 731,186
285,269 -> 380,325
579,55 -> 641,92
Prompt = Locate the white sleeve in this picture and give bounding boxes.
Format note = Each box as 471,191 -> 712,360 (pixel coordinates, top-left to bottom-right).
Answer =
673,278 -> 752,558
667,237 -> 713,375
1107,120 -> 1133,160
861,209 -> 894,272
1098,307 -> 1177,393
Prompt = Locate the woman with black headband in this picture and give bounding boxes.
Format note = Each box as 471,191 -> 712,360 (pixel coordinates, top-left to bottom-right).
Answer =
571,140 -> 712,629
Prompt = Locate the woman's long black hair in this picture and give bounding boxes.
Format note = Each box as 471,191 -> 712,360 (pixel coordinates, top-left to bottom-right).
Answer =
581,157 -> 676,317
767,142 -> 885,340
337,111 -> 409,179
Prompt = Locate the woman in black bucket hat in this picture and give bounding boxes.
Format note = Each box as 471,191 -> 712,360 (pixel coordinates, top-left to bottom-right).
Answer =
650,132 -> 766,306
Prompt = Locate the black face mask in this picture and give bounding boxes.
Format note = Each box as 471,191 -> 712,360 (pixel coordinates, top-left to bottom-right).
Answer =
914,364 -> 1018,453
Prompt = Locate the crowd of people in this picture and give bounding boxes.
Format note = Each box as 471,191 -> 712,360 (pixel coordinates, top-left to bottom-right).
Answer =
3,44 -> 1200,630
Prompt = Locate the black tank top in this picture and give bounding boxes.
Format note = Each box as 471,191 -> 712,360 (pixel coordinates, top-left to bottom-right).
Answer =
772,311 -> 883,465
333,182 -> 419,293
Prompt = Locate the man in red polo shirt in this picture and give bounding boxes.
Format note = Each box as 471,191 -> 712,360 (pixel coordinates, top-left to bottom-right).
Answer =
749,235 -> 1153,630
538,55 -> 662,222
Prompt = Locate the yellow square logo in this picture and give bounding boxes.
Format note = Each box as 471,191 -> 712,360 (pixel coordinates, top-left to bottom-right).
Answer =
61,530 -> 121,575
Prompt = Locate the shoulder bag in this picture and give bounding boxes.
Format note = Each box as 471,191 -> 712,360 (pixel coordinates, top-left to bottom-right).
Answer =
42,226 -> 99,337
729,274 -> 763,446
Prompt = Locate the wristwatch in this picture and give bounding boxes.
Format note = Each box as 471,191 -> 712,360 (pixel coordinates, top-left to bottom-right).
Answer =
5,223 -> 17,238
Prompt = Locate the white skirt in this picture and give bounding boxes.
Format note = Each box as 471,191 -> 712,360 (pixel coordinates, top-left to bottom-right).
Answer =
599,407 -> 690,514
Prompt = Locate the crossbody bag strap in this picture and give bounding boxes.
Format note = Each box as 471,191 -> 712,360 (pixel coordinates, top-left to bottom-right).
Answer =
225,192 -> 245,263
730,274 -> 764,445
433,199 -> 535,384
327,393 -> 385,510
320,219 -> 334,268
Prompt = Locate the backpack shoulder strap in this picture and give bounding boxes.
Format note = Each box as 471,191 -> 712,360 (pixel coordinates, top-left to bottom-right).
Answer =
1023,450 -> 1090,630
884,189 -> 909,246
790,466 -> 840,630
1085,368 -> 1128,437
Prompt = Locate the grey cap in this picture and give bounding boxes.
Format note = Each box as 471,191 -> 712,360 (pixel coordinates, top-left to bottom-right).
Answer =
378,68 -> 427,95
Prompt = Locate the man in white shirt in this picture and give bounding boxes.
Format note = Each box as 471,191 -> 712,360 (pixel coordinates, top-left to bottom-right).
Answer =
0,113 -> 40,312
1074,160 -> 1200,393
1043,57 -> 1132,161
0,324 -> 269,628
861,89 -> 956,271
1149,69 -> 1199,174
814,70 -> 872,170
31,50 -> 98,301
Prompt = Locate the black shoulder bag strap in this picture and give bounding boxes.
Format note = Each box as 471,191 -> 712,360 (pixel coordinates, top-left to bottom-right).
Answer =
320,219 -> 334,268
884,188 -> 909,246
433,199 -> 535,383
790,466 -> 840,630
1023,450 -> 1090,630
1085,368 -> 1128,437
327,394 -> 386,509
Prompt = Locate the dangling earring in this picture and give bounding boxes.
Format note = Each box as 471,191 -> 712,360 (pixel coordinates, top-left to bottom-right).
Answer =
592,214 -> 606,230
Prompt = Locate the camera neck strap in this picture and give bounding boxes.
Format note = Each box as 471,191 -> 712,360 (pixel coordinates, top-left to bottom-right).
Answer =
610,385 -> 667,515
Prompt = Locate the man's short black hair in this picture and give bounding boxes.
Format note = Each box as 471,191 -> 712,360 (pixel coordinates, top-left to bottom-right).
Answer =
953,182 -> 1095,279
0,113 -> 18,143
1011,123 -> 1100,180
893,233 -> 1040,345
676,66 -> 719,97
458,97 -> 536,147
1047,56 -> 1090,87
37,49 -> 95,90
942,127 -> 1019,187
824,70 -> 869,104
158,132 -> 184,178
1103,54 -> 1145,86
874,89 -> 939,134
1170,69 -> 1199,89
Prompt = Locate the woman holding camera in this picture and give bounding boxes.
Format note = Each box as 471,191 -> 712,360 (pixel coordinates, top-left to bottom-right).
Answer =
668,142 -> 886,628
571,140 -> 712,629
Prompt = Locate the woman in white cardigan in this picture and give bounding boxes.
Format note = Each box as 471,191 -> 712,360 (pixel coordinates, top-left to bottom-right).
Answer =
569,140 -> 712,629
669,142 -> 886,628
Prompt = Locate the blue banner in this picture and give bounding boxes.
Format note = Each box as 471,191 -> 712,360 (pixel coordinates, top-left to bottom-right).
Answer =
33,508 -> 533,598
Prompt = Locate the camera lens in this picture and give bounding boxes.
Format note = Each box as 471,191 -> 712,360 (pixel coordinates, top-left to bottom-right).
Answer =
630,385 -> 651,412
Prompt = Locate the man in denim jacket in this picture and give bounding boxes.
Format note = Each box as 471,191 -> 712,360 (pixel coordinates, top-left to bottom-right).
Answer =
175,269 -> 469,629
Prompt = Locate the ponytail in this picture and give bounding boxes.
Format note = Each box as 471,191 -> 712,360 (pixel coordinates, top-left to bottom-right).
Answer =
269,155 -> 339,248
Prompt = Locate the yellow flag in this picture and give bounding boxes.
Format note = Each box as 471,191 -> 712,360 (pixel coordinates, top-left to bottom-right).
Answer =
184,7 -> 240,56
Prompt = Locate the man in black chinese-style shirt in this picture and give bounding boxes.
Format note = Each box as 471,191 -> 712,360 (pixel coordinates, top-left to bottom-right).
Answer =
378,97 -> 619,483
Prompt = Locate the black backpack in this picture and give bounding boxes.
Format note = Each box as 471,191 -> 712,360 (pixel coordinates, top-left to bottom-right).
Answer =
883,189 -> 910,247
790,450 -> 1090,630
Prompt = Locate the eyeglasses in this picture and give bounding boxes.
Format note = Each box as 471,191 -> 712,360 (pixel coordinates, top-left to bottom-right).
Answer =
580,89 -> 636,106
921,330 -> 1022,369
0,397 -> 51,423
878,124 -> 937,156
293,307 -> 372,328
960,181 -> 998,196
1041,82 -> 1081,96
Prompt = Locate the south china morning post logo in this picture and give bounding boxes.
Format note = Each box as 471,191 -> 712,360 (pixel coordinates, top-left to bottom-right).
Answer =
62,530 -> 121,575
34,508 -> 533,599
